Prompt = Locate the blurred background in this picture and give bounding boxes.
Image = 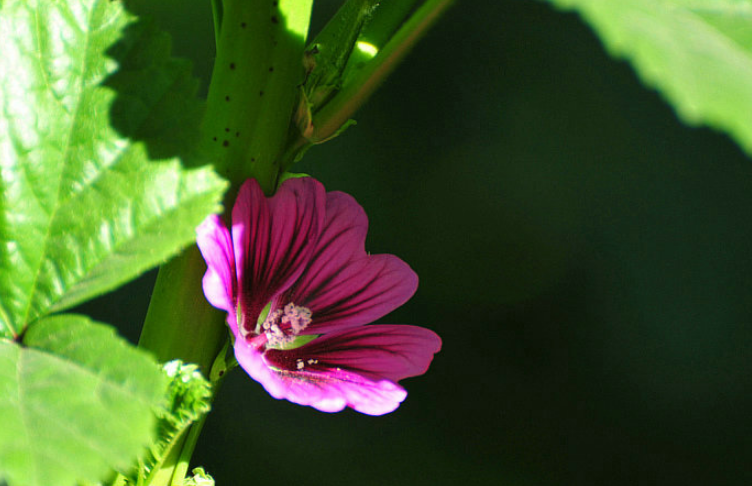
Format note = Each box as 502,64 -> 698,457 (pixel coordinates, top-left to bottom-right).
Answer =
80,1 -> 752,484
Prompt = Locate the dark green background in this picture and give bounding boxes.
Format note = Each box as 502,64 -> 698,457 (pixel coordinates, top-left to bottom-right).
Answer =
82,1 -> 752,484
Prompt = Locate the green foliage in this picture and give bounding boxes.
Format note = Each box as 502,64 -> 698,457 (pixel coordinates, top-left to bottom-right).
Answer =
104,17 -> 205,162
182,467 -> 215,486
159,361 -> 212,430
0,1 -> 227,484
302,0 -> 378,109
127,361 -> 212,486
285,0 -> 452,166
0,315 -> 167,486
545,0 -> 752,156
0,0 -> 226,339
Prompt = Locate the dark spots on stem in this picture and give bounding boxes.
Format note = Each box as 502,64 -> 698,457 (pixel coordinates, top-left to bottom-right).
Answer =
269,66 -> 274,72
223,140 -> 229,147
236,131 -> 240,137
241,22 -> 247,29
225,127 -> 230,133
259,90 -> 264,96
271,15 -> 279,24
225,95 -> 230,102
229,62 -> 236,70
212,136 -> 217,142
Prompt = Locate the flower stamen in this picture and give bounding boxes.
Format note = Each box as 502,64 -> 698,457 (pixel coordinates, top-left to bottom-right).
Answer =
262,303 -> 312,348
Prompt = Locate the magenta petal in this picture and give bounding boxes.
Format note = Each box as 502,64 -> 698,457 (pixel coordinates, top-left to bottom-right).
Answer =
271,367 -> 407,415
285,192 -> 419,333
235,337 -> 407,415
233,337 -> 286,398
196,215 -> 237,331
231,178 -> 326,327
268,324 -> 442,382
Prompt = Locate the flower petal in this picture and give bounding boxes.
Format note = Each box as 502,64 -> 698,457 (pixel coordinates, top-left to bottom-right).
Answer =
231,178 -> 326,329
272,367 -> 407,416
196,215 -> 237,331
267,324 -> 442,382
236,324 -> 441,414
285,192 -> 418,334
234,336 -> 407,415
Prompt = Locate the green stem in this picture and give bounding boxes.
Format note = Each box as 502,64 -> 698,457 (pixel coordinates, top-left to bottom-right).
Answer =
210,0 -> 223,48
169,410 -> 209,485
143,412 -> 207,486
138,246 -> 227,372
200,0 -> 313,194
135,247 -> 227,486
310,0 -> 453,145
139,342 -> 233,486
135,2 -> 313,485
360,1 -> 420,47
167,342 -> 233,486
143,430 -> 189,486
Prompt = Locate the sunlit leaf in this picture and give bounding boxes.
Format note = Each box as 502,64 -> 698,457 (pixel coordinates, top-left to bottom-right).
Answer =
0,0 -> 226,338
0,315 -> 166,486
546,0 -> 752,155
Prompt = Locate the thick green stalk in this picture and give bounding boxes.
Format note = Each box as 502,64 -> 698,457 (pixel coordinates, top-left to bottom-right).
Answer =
138,246 -> 227,372
136,247 -> 226,486
136,2 -> 312,485
200,0 -> 313,195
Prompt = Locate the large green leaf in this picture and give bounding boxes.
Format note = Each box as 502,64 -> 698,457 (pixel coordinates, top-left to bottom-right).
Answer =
0,315 -> 167,486
545,0 -> 752,156
0,0 -> 226,338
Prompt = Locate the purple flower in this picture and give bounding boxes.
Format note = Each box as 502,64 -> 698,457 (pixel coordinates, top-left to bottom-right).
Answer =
197,177 -> 441,415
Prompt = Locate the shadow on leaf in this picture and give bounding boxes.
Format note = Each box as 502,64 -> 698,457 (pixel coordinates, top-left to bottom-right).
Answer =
104,13 -> 205,165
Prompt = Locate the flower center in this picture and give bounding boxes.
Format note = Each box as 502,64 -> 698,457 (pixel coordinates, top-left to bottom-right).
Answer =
261,302 -> 312,348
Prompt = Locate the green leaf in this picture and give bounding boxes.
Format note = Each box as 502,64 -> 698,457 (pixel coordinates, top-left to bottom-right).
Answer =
0,315 -> 167,486
544,0 -> 752,156
160,361 -> 212,429
0,0 -> 227,339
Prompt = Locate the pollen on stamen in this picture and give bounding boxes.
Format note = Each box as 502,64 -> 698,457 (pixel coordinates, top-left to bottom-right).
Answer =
262,303 -> 313,348
296,359 -> 305,370
282,303 -> 312,333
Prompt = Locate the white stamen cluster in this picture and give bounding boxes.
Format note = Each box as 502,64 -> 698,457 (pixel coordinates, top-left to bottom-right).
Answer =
262,302 -> 312,348
283,303 -> 312,334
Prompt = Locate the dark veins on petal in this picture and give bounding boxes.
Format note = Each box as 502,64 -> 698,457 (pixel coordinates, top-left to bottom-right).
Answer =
298,263 -> 399,325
